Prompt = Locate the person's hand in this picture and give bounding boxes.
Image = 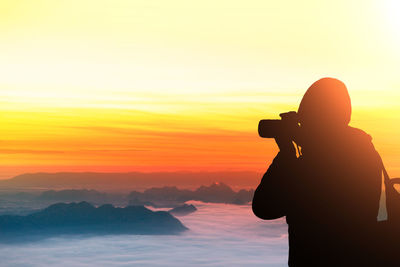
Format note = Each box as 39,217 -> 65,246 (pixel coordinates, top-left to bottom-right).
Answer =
275,112 -> 298,156
274,136 -> 296,156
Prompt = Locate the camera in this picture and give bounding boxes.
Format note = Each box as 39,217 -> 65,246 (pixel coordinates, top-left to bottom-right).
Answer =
258,111 -> 299,138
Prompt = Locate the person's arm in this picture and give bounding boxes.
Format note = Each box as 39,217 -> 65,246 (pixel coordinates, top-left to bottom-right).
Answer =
252,138 -> 297,220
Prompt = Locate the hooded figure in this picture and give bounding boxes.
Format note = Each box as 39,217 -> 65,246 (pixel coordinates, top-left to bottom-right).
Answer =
252,78 -> 382,266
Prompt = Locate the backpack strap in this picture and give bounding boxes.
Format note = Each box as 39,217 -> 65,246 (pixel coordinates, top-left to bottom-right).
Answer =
376,151 -> 400,223
382,165 -> 391,185
377,151 -> 390,185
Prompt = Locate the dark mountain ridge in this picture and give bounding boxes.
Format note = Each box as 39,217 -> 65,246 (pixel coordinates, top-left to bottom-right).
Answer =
168,204 -> 197,216
0,202 -> 187,240
0,171 -> 260,192
37,189 -> 108,202
128,182 -> 254,207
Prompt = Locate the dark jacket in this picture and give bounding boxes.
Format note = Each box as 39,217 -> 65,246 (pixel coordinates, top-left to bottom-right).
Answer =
252,126 -> 382,266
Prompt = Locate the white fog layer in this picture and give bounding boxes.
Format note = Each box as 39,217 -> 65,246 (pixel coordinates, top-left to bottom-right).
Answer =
0,202 -> 288,266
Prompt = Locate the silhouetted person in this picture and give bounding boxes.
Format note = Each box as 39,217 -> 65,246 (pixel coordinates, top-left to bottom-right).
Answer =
253,78 -> 382,266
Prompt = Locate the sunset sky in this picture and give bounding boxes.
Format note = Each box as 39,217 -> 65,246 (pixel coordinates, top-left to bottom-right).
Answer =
1,0 -> 399,179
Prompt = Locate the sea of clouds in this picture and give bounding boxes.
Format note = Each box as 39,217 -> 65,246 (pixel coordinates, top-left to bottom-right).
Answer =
0,201 -> 288,266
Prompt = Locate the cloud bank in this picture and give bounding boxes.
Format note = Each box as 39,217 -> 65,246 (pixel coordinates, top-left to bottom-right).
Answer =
0,202 -> 288,266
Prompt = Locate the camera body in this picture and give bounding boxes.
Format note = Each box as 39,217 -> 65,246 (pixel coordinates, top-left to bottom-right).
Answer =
258,111 -> 299,138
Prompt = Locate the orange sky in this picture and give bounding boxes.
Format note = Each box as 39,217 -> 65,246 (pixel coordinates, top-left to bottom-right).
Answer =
1,0 -> 400,179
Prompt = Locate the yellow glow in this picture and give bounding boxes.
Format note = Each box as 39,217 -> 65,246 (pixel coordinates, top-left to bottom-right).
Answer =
383,0 -> 400,33
0,0 -> 399,179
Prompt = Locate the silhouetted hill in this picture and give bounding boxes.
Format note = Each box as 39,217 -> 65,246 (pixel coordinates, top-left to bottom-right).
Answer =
168,204 -> 197,216
194,182 -> 237,202
0,171 -> 260,192
37,189 -> 108,202
0,202 -> 187,240
128,182 -> 254,207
